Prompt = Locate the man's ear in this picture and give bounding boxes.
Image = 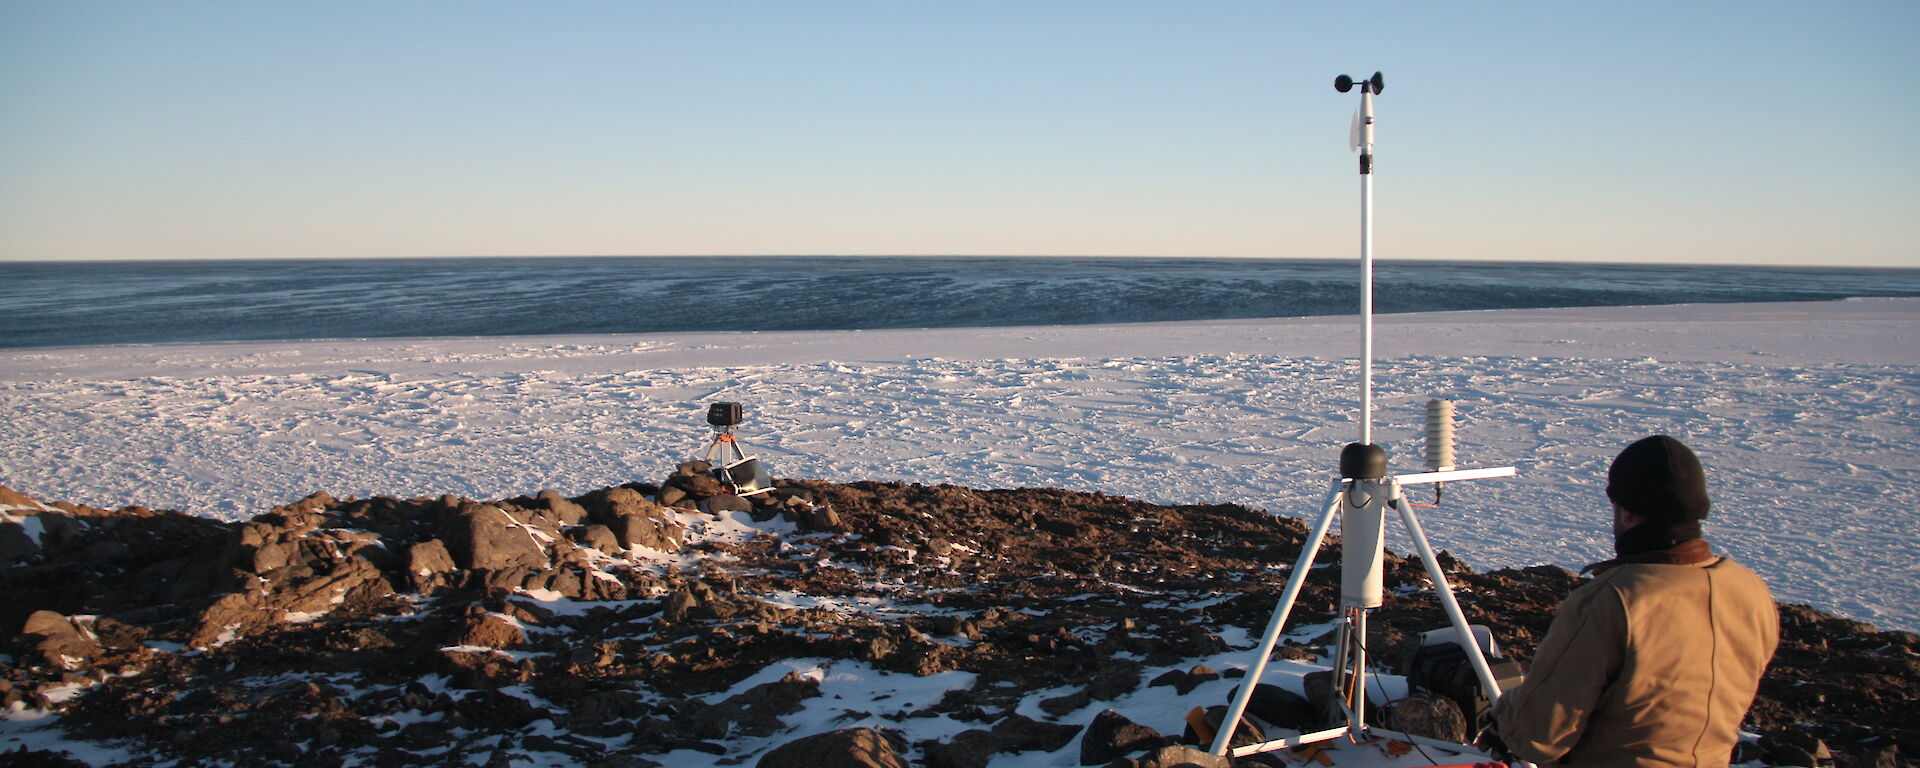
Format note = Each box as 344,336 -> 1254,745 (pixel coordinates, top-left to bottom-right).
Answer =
1613,503 -> 1642,529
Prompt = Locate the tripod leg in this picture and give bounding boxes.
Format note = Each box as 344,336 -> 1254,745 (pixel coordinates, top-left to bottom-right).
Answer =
1390,480 -> 1507,699
1210,477 -> 1346,756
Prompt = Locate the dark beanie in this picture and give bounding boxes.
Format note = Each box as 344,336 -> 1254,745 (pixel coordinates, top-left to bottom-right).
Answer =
1606,435 -> 1710,523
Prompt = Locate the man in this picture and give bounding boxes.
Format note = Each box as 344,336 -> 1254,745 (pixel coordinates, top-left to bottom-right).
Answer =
1491,435 -> 1779,768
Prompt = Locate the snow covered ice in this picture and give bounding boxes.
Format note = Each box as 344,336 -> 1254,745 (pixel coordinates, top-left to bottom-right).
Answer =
2,298 -> 1915,633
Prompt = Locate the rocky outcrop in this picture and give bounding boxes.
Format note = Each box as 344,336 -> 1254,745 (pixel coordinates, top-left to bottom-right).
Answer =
758,727 -> 908,768
0,480 -> 1911,768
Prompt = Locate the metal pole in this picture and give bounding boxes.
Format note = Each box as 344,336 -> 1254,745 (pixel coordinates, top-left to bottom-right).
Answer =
1358,88 -> 1375,445
1210,478 -> 1346,756
1391,479 -> 1507,699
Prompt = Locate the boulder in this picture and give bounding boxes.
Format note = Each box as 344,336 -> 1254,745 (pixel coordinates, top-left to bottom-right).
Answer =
611,511 -> 683,553
440,505 -> 549,571
1385,692 -> 1467,743
409,539 -> 458,575
454,613 -> 526,650
0,517 -> 41,564
692,673 -> 821,739
703,494 -> 753,514
1080,709 -> 1171,765
533,490 -> 589,526
188,592 -> 275,649
757,727 -> 907,768
1132,745 -> 1232,768
676,474 -> 726,499
571,524 -> 621,553
408,539 -> 459,593
1224,683 -> 1315,732
20,611 -> 102,669
923,714 -> 1082,768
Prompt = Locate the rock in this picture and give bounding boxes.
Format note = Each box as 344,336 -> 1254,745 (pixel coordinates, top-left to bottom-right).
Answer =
1762,729 -> 1832,763
572,524 -> 621,553
187,592 -> 273,649
1226,683 -> 1316,732
408,539 -> 458,591
800,505 -> 846,533
534,490 -> 589,525
277,555 -> 391,616
1080,709 -> 1171,765
757,727 -> 907,768
439,648 -> 529,689
1769,745 -> 1818,767
693,673 -> 822,739
611,511 -> 683,552
0,517 -> 41,564
440,505 -> 549,571
1385,692 -> 1467,743
924,714 -> 1082,768
0,485 -> 52,511
454,613 -> 526,649
1849,744 -> 1902,768
677,474 -> 726,499
1085,659 -> 1143,701
703,494 -> 753,513
1132,745 -> 1232,768
657,485 -> 690,508
20,611 -> 102,669
1040,689 -> 1092,717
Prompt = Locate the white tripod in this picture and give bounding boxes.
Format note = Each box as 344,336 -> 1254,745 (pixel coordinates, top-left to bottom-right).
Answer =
1208,72 -> 1519,761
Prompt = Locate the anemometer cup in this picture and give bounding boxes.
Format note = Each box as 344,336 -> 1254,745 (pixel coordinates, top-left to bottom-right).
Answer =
1333,72 -> 1385,95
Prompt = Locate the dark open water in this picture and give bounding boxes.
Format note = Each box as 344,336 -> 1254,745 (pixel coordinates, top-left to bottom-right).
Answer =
1,256 -> 1916,349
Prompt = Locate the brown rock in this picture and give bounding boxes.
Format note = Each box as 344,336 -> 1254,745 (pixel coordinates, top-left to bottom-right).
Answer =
657,485 -> 690,508
800,505 -> 846,533
409,539 -> 458,574
758,727 -> 907,768
277,556 -> 392,616
187,592 -> 274,649
21,611 -> 102,669
440,505 -> 549,571
0,485 -> 51,511
571,524 -> 621,553
1133,745 -> 1231,768
611,511 -> 684,553
533,490 -> 589,525
677,474 -> 726,499
703,494 -> 753,513
454,613 -> 526,649
1386,692 -> 1467,743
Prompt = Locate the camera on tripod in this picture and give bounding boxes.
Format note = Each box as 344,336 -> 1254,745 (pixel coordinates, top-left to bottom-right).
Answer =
707,402 -> 744,428
701,401 -> 772,496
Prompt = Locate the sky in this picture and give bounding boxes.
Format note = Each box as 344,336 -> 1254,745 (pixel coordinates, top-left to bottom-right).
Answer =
1,1 -> 1915,267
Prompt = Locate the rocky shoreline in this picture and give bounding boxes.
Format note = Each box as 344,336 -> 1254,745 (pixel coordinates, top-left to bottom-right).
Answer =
2,477 -> 1912,767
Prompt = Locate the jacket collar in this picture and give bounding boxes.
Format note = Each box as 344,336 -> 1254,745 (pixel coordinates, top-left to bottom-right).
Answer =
1581,538 -> 1715,575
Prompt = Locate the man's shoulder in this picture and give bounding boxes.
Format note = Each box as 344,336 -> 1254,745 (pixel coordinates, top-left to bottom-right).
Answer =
1587,555 -> 1774,604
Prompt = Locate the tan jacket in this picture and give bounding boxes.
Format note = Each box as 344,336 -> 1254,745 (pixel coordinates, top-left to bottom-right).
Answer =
1492,555 -> 1779,768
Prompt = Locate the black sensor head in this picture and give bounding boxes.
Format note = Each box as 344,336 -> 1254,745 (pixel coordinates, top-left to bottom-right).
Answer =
1340,442 -> 1389,480
707,401 -> 744,427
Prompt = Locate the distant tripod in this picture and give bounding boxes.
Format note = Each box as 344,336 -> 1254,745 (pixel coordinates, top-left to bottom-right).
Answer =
701,401 -> 771,497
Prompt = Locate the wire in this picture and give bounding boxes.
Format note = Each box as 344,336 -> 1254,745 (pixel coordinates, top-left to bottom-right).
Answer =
1352,608 -> 1448,765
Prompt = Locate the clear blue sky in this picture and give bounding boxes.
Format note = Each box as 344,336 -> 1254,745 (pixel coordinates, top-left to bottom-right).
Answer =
2,1 -> 1915,266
